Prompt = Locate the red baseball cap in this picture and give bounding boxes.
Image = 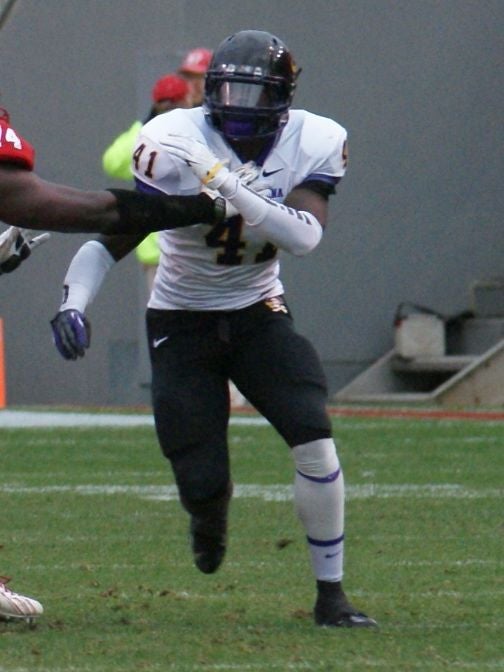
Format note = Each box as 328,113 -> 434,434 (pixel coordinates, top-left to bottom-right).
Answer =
151,74 -> 189,103
178,48 -> 213,75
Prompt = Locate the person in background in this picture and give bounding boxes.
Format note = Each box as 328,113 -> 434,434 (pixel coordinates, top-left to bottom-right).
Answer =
102,73 -> 190,180
177,47 -> 212,107
102,73 -> 190,293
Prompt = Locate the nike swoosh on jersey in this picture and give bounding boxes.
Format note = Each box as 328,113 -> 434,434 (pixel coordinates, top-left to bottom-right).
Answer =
153,336 -> 170,348
262,168 -> 283,177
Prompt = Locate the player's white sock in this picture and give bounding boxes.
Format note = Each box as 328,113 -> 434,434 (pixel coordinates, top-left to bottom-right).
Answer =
292,438 -> 345,582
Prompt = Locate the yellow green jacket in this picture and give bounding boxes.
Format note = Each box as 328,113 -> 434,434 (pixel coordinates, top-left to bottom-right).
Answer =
102,121 -> 160,265
135,232 -> 160,266
102,120 -> 142,181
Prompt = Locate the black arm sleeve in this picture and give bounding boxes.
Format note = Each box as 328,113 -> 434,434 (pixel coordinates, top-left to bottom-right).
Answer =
104,190 -> 225,235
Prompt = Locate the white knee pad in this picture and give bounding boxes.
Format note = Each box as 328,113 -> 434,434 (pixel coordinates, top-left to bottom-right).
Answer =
292,438 -> 340,480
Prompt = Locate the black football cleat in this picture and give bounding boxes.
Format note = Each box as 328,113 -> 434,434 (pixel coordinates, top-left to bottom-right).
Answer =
314,580 -> 378,628
185,482 -> 233,574
190,515 -> 227,574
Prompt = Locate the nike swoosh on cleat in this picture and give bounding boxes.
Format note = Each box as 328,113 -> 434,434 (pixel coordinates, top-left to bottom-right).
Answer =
153,336 -> 170,348
262,168 -> 283,177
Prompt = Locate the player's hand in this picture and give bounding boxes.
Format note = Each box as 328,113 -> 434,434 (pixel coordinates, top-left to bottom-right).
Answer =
233,161 -> 261,185
50,309 -> 91,360
160,134 -> 230,189
0,226 -> 51,274
202,162 -> 270,219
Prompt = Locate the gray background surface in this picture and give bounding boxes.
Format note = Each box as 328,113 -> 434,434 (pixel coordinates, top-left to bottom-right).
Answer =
0,0 -> 502,406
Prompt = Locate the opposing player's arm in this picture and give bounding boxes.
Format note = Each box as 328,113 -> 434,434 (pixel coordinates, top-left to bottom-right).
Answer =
0,166 -> 118,231
0,165 -> 225,235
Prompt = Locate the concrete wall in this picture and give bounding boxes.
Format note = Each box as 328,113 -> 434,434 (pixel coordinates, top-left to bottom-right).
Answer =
1,0 -> 502,406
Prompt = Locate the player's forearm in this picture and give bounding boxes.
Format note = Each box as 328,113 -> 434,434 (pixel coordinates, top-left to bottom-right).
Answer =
219,174 -> 323,256
46,187 -> 224,235
106,189 -> 225,235
59,241 -> 115,312
0,173 -> 118,232
33,183 -> 119,232
0,169 -> 225,234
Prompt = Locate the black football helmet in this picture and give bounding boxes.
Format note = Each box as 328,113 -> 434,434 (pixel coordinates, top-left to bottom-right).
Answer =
204,30 -> 300,142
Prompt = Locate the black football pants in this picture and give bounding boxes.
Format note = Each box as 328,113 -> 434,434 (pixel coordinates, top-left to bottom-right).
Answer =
146,298 -> 332,503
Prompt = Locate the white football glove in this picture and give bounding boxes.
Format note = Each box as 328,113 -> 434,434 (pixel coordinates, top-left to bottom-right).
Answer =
0,226 -> 51,274
233,161 -> 262,185
160,134 -> 230,189
201,162 -> 271,219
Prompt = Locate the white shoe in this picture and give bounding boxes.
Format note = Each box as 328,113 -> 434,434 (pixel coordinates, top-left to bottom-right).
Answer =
0,577 -> 43,621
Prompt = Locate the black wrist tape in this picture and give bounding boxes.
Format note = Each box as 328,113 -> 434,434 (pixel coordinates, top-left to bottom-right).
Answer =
105,190 -> 220,235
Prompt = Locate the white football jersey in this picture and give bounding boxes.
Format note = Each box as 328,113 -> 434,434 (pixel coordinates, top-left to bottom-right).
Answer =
132,107 -> 347,311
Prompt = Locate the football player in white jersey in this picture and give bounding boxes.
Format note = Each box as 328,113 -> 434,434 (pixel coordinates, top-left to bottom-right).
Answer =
51,30 -> 376,628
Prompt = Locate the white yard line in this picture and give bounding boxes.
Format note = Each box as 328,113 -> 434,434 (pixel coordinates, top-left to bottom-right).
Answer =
0,410 -> 268,428
395,558 -> 501,567
0,482 -> 502,501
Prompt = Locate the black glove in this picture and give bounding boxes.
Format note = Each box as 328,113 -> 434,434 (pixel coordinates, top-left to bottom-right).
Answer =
50,309 -> 91,360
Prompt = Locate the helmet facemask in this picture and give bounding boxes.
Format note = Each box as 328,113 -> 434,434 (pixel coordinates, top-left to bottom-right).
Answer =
204,31 -> 300,143
206,73 -> 291,140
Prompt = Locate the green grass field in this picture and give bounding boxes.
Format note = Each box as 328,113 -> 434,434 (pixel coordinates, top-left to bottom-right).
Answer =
0,411 -> 502,671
